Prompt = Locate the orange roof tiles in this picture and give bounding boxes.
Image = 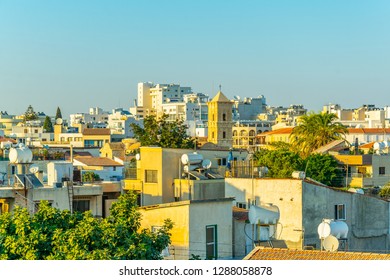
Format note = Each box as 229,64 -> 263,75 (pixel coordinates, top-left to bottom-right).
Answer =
74,156 -> 123,167
348,128 -> 390,134
82,128 -> 111,135
244,247 -> 390,260
257,127 -> 294,136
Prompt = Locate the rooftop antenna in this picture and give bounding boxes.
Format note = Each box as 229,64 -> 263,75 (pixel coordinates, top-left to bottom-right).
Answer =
219,84 -> 222,92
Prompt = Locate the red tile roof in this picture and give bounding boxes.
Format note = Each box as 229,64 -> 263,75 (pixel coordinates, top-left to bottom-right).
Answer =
74,156 -> 123,167
359,142 -> 375,149
244,247 -> 390,260
82,128 -> 111,135
348,128 -> 390,134
257,127 -> 294,136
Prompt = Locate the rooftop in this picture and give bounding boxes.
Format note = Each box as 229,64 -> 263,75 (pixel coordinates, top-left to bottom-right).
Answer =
244,247 -> 390,260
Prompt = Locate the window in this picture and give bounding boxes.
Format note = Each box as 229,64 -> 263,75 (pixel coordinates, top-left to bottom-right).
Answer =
379,167 -> 385,175
206,225 -> 217,259
222,113 -> 226,121
145,170 -> 158,183
73,200 -> 90,213
217,158 -> 227,166
222,131 -> 226,139
335,204 -> 346,220
236,202 -> 247,209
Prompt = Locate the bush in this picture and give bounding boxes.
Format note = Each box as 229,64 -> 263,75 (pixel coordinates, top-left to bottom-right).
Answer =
379,186 -> 390,199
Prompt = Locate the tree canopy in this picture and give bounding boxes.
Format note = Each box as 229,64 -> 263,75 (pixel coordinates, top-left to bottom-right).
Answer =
23,105 -> 38,122
253,148 -> 342,186
130,114 -> 195,149
43,116 -> 54,132
0,192 -> 172,260
289,112 -> 348,158
55,107 -> 62,120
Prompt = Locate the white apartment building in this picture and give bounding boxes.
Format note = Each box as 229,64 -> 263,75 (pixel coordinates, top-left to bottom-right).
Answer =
11,120 -> 54,146
107,108 -> 141,138
69,107 -> 109,127
131,82 -> 193,119
232,95 -> 267,121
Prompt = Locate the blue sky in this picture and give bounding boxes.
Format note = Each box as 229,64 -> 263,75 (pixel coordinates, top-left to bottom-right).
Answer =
1,0 -> 389,119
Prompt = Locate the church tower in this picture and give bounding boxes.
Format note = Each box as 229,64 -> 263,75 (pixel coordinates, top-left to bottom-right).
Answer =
207,89 -> 233,148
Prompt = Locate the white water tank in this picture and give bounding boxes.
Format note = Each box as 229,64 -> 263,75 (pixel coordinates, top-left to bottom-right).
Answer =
249,204 -> 280,225
292,171 -> 305,179
317,219 -> 349,239
9,146 -> 33,163
374,141 -> 385,151
181,152 -> 203,165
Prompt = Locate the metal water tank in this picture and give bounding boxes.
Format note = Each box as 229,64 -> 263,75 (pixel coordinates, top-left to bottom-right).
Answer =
9,146 -> 33,163
249,204 -> 280,225
318,219 -> 348,239
181,152 -> 204,165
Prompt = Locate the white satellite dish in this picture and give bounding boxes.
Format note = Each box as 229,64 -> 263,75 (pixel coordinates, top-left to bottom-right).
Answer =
29,166 -> 39,174
234,95 -> 241,100
323,235 -> 339,252
202,159 -> 212,169
55,118 -> 63,125
135,153 -> 141,161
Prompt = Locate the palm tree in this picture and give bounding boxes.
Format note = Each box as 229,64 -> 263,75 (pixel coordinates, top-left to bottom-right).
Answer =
290,112 -> 348,158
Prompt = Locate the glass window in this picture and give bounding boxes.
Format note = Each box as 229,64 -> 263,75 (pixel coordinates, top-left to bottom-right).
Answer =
206,225 -> 217,259
379,167 -> 385,175
73,200 -> 90,213
335,204 -> 346,220
145,170 -> 158,183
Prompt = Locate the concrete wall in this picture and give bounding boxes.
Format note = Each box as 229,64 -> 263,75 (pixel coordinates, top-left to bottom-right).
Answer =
225,178 -> 303,249
174,179 -> 225,200
189,199 -> 233,259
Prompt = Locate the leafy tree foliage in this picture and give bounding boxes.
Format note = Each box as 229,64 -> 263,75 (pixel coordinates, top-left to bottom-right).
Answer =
304,153 -> 343,186
43,116 -> 54,132
55,107 -> 62,120
82,171 -> 101,183
23,105 -> 38,122
379,185 -> 390,199
130,114 -> 194,149
254,149 -> 304,178
253,148 -> 342,186
289,112 -> 348,158
0,192 -> 173,260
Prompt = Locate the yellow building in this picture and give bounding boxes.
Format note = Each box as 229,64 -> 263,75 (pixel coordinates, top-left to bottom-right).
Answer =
256,127 -> 293,148
82,128 -> 111,148
99,142 -> 125,159
123,146 -> 248,206
139,198 -> 234,260
207,91 -> 233,148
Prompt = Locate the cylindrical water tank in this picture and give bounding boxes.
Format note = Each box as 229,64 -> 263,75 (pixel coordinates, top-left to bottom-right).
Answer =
374,142 -> 385,151
292,171 -> 305,179
317,219 -> 348,239
9,146 -> 33,163
248,204 -> 280,225
181,152 -> 203,165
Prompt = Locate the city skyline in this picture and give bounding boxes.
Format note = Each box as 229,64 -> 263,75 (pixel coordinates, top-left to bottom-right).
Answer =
1,1 -> 389,118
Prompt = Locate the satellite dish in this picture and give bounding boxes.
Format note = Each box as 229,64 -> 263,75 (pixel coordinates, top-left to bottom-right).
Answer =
135,153 -> 140,161
202,159 -> 212,169
56,118 -> 63,125
29,166 -> 39,174
234,95 -> 241,100
323,235 -> 339,252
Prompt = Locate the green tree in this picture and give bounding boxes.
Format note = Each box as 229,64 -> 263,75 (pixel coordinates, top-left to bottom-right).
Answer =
130,114 -> 195,149
43,116 -> 54,132
82,171 -> 101,182
254,149 -> 304,178
23,105 -> 38,122
304,153 -> 343,186
289,112 -> 348,158
0,192 -> 173,260
55,107 -> 62,120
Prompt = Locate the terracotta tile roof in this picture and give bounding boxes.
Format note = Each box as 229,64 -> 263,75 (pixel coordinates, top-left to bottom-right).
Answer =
257,127 -> 294,136
82,128 -> 111,135
348,128 -> 390,134
244,247 -> 390,260
359,142 -> 375,149
232,206 -> 248,221
108,142 -> 125,150
74,156 -> 123,167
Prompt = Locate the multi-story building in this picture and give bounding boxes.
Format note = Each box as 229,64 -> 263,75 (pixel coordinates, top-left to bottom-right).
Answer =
107,108 -> 141,139
232,95 -> 267,121
207,90 -> 234,148
69,107 -> 109,127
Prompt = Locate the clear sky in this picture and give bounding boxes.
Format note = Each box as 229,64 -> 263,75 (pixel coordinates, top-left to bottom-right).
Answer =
1,0 -> 389,119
